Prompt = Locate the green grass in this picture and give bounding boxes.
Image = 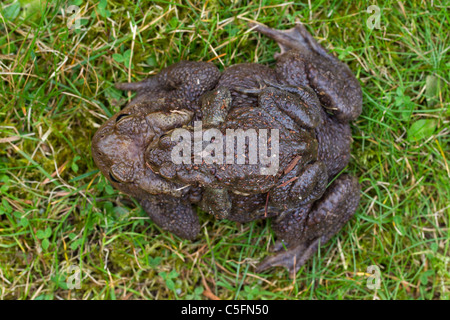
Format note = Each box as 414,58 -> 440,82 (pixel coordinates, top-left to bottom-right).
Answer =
0,0 -> 449,300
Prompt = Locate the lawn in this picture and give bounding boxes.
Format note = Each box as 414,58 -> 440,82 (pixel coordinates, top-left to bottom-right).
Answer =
0,0 -> 449,300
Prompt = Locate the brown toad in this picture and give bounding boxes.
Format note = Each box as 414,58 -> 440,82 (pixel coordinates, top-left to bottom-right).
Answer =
91,61 -> 220,239
92,23 -> 362,276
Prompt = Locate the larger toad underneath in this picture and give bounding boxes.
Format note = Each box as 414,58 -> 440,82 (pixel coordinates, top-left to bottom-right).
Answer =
92,23 -> 362,277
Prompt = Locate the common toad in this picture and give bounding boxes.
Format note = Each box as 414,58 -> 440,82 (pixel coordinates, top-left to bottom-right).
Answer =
91,23 -> 362,276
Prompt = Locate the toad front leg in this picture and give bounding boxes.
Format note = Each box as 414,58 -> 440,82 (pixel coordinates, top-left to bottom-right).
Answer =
197,87 -> 234,219
257,174 -> 360,277
145,87 -> 235,220
140,195 -> 200,240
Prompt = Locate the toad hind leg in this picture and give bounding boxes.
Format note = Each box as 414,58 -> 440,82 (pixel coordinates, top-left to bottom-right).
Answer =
271,161 -> 328,208
257,174 -> 360,278
250,22 -> 363,122
249,22 -> 328,57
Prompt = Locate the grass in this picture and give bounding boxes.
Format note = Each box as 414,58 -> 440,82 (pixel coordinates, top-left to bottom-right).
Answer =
0,0 -> 449,300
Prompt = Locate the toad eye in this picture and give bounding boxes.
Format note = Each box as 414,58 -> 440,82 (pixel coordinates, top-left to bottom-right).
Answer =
109,171 -> 121,183
160,133 -> 171,140
116,113 -> 131,123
